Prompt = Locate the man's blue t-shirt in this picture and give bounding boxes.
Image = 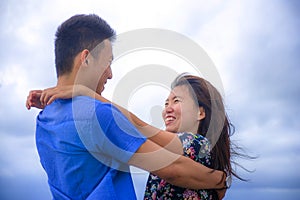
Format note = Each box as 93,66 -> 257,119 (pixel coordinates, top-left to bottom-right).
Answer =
36,96 -> 146,200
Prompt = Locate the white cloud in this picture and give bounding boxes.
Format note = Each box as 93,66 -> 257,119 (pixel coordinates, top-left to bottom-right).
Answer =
0,134 -> 42,177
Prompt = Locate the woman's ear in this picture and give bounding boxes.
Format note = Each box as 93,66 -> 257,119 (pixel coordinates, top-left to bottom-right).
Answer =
198,107 -> 205,121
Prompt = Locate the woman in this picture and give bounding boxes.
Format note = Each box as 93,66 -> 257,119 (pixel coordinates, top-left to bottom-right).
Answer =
144,74 -> 235,199
26,74 -> 239,199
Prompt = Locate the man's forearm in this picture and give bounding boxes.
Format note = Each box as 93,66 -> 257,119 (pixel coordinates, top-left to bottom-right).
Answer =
154,155 -> 225,189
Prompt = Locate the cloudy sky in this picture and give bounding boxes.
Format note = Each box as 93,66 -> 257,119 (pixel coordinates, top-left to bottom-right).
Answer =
1,0 -> 299,199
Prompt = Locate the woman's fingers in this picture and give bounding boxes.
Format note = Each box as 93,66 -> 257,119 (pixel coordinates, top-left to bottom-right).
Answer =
26,86 -> 78,110
47,94 -> 59,105
40,85 -> 75,106
26,90 -> 43,109
40,87 -> 56,106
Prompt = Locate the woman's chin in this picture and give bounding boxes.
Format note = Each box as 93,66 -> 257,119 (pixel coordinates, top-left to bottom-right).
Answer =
165,126 -> 178,133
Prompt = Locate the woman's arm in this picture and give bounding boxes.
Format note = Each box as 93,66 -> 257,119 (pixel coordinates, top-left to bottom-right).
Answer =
26,85 -> 227,197
92,91 -> 183,155
27,85 -> 182,155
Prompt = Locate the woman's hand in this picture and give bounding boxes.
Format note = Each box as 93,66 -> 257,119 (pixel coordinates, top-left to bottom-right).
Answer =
26,90 -> 44,110
40,85 -> 96,105
26,85 -> 95,109
39,85 -> 73,106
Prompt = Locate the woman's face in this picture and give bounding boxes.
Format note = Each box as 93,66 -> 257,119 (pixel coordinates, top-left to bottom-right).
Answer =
162,85 -> 203,133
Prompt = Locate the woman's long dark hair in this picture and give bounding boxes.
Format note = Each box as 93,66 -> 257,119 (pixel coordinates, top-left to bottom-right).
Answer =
171,74 -> 248,181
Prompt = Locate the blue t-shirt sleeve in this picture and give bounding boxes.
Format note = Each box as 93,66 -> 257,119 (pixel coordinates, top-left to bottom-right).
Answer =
85,102 -> 146,164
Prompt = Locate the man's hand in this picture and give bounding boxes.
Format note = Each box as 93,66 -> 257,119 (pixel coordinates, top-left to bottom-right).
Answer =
217,188 -> 226,199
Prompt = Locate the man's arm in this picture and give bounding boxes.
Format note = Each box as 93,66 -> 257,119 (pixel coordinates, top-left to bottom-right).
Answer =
128,138 -> 226,190
27,86 -> 226,190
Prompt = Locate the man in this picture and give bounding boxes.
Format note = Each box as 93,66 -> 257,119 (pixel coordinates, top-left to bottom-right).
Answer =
27,14 -> 227,199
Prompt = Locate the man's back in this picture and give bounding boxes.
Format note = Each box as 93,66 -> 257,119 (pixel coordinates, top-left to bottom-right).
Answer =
36,96 -> 146,199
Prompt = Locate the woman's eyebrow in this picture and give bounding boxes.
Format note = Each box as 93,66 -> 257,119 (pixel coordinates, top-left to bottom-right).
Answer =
165,96 -> 183,102
173,95 -> 183,99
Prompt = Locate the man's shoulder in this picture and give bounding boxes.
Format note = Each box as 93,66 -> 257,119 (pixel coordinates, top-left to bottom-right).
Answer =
72,96 -> 119,117
72,96 -> 110,109
73,96 -> 110,106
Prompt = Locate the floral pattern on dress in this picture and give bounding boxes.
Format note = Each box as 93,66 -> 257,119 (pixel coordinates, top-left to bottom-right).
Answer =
144,132 -> 217,200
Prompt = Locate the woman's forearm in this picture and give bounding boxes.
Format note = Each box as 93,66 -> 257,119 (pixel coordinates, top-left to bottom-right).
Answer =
90,92 -> 183,155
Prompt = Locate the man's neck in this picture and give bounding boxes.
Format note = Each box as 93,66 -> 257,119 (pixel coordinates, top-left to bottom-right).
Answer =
57,59 -> 81,86
56,74 -> 75,86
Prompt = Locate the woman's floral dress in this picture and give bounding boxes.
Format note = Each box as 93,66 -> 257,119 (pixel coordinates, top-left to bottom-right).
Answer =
144,132 -> 217,200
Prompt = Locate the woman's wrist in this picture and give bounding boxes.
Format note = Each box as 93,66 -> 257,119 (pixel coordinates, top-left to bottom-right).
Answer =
75,85 -> 94,97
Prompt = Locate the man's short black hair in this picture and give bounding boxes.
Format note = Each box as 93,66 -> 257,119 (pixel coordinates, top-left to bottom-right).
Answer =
54,14 -> 116,77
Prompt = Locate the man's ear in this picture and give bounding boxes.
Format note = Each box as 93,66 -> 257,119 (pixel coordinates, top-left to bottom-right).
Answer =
80,49 -> 90,66
198,107 -> 205,121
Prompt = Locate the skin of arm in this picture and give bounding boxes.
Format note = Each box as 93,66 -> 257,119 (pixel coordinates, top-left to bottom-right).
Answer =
33,85 -> 183,155
26,85 -> 227,191
128,137 -> 226,190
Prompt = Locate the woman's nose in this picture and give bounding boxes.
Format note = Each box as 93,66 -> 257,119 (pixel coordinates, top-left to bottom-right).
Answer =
165,104 -> 174,113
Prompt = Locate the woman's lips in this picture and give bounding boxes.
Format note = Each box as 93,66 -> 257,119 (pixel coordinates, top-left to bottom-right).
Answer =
164,115 -> 176,125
